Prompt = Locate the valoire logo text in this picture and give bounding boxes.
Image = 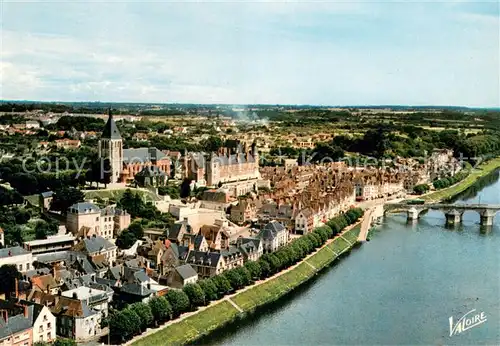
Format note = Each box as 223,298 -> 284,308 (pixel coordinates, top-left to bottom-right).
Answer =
449,309 -> 487,337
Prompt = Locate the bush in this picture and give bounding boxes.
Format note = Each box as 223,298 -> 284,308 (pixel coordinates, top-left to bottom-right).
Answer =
53,340 -> 77,346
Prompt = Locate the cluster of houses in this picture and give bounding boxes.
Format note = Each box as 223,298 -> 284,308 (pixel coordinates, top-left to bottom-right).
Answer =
0,111 -> 467,345
0,194 -> 291,344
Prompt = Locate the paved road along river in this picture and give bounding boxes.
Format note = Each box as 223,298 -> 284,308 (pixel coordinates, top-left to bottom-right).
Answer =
196,170 -> 500,345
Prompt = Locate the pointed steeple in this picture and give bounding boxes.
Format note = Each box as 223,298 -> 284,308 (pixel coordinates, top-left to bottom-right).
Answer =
101,109 -> 121,140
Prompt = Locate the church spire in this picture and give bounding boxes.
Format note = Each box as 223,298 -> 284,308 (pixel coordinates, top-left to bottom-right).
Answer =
101,108 -> 122,140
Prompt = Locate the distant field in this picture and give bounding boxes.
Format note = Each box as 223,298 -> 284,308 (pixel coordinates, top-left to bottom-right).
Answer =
420,126 -> 482,133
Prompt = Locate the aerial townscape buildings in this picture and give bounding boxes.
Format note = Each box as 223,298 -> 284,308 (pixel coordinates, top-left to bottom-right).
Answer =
0,108 -> 469,345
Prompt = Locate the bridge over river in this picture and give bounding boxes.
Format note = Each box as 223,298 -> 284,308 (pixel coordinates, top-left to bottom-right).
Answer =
384,203 -> 500,226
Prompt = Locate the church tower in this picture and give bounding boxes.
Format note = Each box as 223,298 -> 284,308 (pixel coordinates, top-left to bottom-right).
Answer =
98,109 -> 123,183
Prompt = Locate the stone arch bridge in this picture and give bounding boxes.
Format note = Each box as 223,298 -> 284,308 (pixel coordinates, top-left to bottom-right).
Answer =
384,203 -> 500,227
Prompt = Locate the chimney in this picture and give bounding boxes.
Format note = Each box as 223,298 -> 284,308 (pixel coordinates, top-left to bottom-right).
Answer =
72,292 -> 77,299
15,278 -> 19,298
8,250 -> 11,256
147,283 -> 151,289
23,305 -> 28,318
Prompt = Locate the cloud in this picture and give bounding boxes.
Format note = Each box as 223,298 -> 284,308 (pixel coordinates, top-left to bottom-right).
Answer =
0,1 -> 498,106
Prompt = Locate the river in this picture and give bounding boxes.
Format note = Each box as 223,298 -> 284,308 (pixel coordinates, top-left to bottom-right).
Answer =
196,170 -> 500,345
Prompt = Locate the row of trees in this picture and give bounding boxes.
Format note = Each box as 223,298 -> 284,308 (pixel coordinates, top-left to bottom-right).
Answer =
108,207 -> 364,343
433,171 -> 469,190
108,289 -> 191,342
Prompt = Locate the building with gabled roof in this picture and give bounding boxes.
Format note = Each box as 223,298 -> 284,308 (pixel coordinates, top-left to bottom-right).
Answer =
167,264 -> 198,288
27,290 -> 105,343
0,246 -> 33,273
0,304 -> 33,346
184,251 -> 226,279
257,221 -> 289,253
72,235 -> 117,265
237,237 -> 263,262
66,202 -> 130,240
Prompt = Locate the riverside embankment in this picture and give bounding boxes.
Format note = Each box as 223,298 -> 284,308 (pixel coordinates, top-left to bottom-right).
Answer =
130,224 -> 362,346
198,167 -> 500,346
422,157 -> 500,202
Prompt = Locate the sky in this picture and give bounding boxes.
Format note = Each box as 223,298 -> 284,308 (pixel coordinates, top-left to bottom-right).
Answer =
1,0 -> 499,107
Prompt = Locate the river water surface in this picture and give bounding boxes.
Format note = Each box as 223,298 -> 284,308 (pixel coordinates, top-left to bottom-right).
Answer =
198,170 -> 500,345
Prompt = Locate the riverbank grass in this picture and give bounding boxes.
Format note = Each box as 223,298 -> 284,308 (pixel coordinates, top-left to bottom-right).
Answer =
423,157 -> 500,202
342,225 -> 361,243
233,262 -> 315,311
132,301 -> 239,346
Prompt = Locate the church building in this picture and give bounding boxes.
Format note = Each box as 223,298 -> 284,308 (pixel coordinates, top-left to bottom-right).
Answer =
98,110 -> 171,184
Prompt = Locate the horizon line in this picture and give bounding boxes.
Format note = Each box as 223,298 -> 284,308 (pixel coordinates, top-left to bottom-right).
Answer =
1,99 -> 499,110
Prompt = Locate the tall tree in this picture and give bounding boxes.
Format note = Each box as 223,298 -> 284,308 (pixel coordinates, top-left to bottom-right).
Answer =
0,264 -> 22,297
50,187 -> 84,214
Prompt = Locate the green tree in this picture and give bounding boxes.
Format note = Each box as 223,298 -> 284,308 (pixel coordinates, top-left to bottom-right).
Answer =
158,185 -> 180,199
115,231 -> 137,249
0,264 -> 22,297
165,290 -> 190,317
128,222 -> 144,239
244,261 -> 261,280
34,220 -> 58,240
180,178 -> 192,199
224,269 -> 243,290
9,173 -> 38,195
234,267 -> 252,287
183,283 -> 206,308
201,136 -> 223,152
257,259 -> 271,278
50,187 -> 84,214
130,302 -> 154,331
118,189 -> 144,218
212,275 -> 232,296
198,279 -> 218,302
148,296 -> 172,323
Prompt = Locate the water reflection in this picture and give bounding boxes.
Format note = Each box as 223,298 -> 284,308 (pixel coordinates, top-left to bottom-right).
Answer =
447,169 -> 499,203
